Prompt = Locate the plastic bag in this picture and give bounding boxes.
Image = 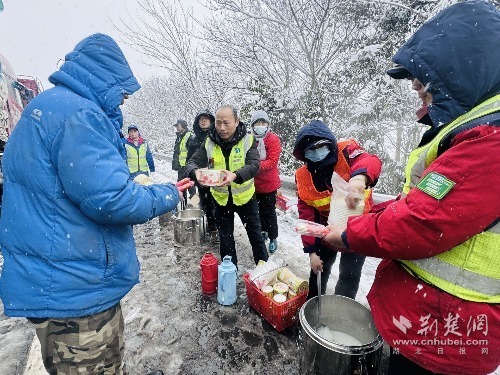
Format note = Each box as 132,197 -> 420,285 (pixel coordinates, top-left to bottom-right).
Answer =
294,219 -> 329,238
327,172 -> 367,229
248,257 -> 284,289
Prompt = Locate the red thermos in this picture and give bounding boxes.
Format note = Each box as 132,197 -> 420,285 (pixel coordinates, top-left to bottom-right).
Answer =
200,252 -> 219,295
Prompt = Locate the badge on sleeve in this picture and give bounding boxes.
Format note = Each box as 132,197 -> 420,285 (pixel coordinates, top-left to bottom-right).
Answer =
349,149 -> 365,159
416,172 -> 455,199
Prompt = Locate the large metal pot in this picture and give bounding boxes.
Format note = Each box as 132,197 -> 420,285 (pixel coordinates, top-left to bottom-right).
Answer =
173,209 -> 206,245
299,294 -> 383,375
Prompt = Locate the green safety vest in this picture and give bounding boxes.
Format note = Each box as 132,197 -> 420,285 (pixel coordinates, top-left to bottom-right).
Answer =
125,142 -> 149,174
400,94 -> 500,303
205,134 -> 255,206
179,131 -> 192,167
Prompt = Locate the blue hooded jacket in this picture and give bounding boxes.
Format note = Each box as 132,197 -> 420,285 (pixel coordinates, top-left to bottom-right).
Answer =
392,0 -> 500,127
0,34 -> 179,318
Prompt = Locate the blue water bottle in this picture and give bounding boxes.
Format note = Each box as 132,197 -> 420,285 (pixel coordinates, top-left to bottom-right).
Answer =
217,255 -> 237,306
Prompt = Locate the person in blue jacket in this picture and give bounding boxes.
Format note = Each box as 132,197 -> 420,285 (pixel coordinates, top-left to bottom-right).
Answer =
124,124 -> 156,179
0,34 -> 184,375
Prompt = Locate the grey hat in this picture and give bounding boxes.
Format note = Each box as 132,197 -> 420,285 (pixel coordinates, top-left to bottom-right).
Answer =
127,124 -> 139,132
250,110 -> 270,126
174,119 -> 189,129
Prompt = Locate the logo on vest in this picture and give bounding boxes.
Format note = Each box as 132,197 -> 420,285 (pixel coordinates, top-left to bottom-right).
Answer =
416,172 -> 455,200
234,147 -> 241,153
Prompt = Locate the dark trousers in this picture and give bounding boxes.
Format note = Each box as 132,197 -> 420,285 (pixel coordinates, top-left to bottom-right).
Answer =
389,348 -> 444,374
178,167 -> 196,208
307,246 -> 366,300
198,185 -> 216,232
255,191 -> 279,240
214,194 -> 269,267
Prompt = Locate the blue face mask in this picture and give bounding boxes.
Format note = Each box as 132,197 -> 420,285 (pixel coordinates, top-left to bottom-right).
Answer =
253,125 -> 268,136
305,146 -> 330,162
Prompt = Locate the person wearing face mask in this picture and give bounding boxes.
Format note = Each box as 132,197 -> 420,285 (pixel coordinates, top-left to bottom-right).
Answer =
323,2 -> 500,374
250,110 -> 282,254
292,120 -> 382,300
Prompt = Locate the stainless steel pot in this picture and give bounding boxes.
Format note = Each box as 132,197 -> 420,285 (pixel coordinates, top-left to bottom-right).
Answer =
299,294 -> 383,375
173,209 -> 206,245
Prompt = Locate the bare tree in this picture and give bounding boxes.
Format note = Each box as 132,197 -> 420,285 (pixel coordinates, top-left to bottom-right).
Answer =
117,0 -> 238,116
203,0 -> 368,117
118,0 -> 483,194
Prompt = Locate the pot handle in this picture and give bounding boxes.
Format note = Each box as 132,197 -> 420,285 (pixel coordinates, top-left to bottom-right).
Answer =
358,354 -> 368,375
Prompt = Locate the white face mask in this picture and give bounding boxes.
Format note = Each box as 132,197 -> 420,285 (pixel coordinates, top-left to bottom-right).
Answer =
253,125 -> 268,136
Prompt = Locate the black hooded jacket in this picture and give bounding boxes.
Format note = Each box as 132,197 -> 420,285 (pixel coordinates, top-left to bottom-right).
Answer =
187,109 -> 215,160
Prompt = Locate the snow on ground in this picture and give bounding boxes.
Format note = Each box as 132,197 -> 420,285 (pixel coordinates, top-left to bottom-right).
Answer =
0,158 -> 498,374
151,158 -> 381,308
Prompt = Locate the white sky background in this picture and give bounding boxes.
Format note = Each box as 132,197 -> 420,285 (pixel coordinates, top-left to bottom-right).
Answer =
0,0 -> 199,89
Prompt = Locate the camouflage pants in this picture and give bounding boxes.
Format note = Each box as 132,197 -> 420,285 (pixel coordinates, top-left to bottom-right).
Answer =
29,303 -> 124,375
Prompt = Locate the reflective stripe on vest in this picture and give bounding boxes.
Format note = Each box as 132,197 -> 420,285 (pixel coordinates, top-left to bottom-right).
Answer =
295,140 -> 352,212
179,131 -> 192,167
125,143 -> 149,173
205,134 -> 255,206
400,95 -> 500,303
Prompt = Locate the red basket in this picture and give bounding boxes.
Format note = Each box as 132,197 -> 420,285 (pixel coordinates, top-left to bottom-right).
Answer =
243,273 -> 308,332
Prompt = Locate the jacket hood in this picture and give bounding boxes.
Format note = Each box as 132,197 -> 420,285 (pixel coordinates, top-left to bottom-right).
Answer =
48,33 -> 141,130
193,109 -> 215,139
391,0 -> 500,126
208,120 -> 248,148
292,120 -> 338,166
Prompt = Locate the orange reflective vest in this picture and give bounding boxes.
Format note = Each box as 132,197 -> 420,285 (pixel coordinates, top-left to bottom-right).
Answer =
296,140 -> 352,214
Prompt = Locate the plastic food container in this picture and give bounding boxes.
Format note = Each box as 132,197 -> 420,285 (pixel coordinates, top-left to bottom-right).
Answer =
277,268 -> 309,294
198,168 -> 224,186
261,285 -> 274,298
294,219 -> 330,238
273,294 -> 287,304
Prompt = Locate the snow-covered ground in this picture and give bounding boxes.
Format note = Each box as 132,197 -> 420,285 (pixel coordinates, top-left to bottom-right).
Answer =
151,158 -> 381,307
0,158 -> 498,374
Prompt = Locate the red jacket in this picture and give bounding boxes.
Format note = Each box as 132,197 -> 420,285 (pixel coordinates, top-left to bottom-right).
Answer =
297,141 -> 382,253
254,132 -> 282,194
346,125 -> 500,375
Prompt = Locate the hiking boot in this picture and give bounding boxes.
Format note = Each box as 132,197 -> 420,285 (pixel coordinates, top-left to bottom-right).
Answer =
269,239 -> 278,254
261,231 -> 269,241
